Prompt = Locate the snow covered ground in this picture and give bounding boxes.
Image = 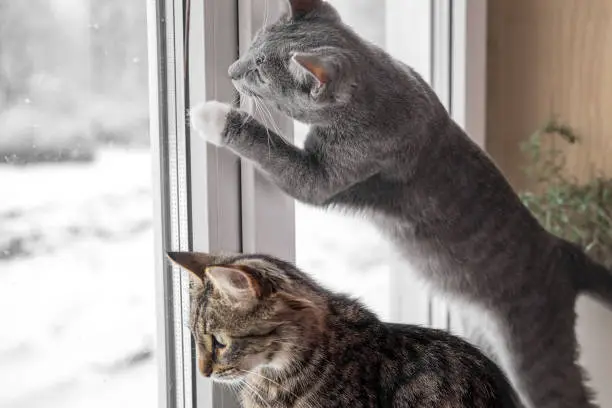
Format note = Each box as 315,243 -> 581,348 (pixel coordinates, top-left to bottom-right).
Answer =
0,147 -> 395,408
0,149 -> 156,408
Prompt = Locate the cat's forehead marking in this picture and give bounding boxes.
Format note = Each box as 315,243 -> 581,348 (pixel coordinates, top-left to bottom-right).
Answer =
231,258 -> 263,270
234,258 -> 264,266
233,258 -> 284,276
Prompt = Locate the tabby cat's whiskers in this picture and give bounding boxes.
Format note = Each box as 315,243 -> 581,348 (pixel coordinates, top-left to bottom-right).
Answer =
240,369 -> 299,399
241,378 -> 272,408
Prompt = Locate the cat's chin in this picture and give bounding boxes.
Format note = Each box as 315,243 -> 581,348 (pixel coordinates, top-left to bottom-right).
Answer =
211,373 -> 244,384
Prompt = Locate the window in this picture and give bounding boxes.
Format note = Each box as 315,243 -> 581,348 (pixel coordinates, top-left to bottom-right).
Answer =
0,0 -> 490,406
153,0 -> 486,407
1,0 -> 486,406
0,1 -> 156,407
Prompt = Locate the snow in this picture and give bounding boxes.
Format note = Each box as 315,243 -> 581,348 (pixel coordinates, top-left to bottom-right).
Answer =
0,149 -> 157,408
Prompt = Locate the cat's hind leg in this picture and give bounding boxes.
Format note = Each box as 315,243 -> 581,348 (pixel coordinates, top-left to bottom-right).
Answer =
495,303 -> 596,408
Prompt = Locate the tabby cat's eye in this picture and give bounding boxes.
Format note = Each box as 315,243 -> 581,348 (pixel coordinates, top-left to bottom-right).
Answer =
212,334 -> 226,349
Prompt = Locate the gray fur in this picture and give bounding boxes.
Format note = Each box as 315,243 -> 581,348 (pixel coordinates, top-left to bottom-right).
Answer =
195,1 -> 612,406
169,251 -> 522,408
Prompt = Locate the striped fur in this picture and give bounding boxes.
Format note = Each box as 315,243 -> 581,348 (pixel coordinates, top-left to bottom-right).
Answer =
169,251 -> 522,408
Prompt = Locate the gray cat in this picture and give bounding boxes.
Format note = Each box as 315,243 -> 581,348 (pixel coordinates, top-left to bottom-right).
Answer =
190,0 -> 612,407
168,251 -> 522,408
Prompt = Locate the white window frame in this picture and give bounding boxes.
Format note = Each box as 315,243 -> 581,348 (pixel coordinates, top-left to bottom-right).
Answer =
385,0 -> 434,328
386,0 -> 487,332
447,0 -> 488,333
149,0 -> 243,406
148,0 -> 487,407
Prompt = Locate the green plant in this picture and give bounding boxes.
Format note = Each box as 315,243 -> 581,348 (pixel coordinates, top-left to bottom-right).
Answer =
519,119 -> 612,268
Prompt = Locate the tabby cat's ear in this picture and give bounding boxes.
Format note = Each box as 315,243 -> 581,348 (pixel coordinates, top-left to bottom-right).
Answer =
285,0 -> 322,20
291,48 -> 348,94
166,252 -> 215,283
205,266 -> 262,306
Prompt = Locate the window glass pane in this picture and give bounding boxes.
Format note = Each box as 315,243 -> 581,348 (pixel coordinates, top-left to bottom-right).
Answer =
294,0 -> 408,320
0,1 -> 156,407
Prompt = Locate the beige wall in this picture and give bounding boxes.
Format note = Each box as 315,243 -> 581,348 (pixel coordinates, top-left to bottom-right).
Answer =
487,0 -> 612,189
487,2 -> 612,405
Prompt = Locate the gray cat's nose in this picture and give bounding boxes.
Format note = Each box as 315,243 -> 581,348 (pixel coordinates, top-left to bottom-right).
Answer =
228,61 -> 242,80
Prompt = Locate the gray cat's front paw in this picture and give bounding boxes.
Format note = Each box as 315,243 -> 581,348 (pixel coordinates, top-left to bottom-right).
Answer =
190,101 -> 233,146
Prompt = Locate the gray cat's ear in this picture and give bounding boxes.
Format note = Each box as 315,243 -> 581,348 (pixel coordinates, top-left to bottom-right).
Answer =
291,48 -> 348,95
285,0 -> 322,19
291,53 -> 330,86
205,266 -> 262,306
166,252 -> 215,283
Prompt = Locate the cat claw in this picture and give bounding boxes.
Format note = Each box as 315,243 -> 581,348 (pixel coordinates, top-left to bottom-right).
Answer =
190,101 -> 232,146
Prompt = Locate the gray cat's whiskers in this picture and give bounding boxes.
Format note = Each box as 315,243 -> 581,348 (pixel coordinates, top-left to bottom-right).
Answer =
238,95 -> 256,137
254,95 -> 287,144
255,95 -> 291,155
249,96 -> 274,157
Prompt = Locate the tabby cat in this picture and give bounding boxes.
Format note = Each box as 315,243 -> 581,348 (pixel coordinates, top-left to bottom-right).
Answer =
168,251 -> 521,408
190,0 -> 612,407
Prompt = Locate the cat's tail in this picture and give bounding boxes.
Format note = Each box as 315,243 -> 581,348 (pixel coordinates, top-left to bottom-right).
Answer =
567,241 -> 612,308
577,260 -> 612,308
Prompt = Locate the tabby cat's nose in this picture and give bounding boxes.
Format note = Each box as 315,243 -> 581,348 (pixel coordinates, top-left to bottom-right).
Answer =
198,358 -> 212,377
